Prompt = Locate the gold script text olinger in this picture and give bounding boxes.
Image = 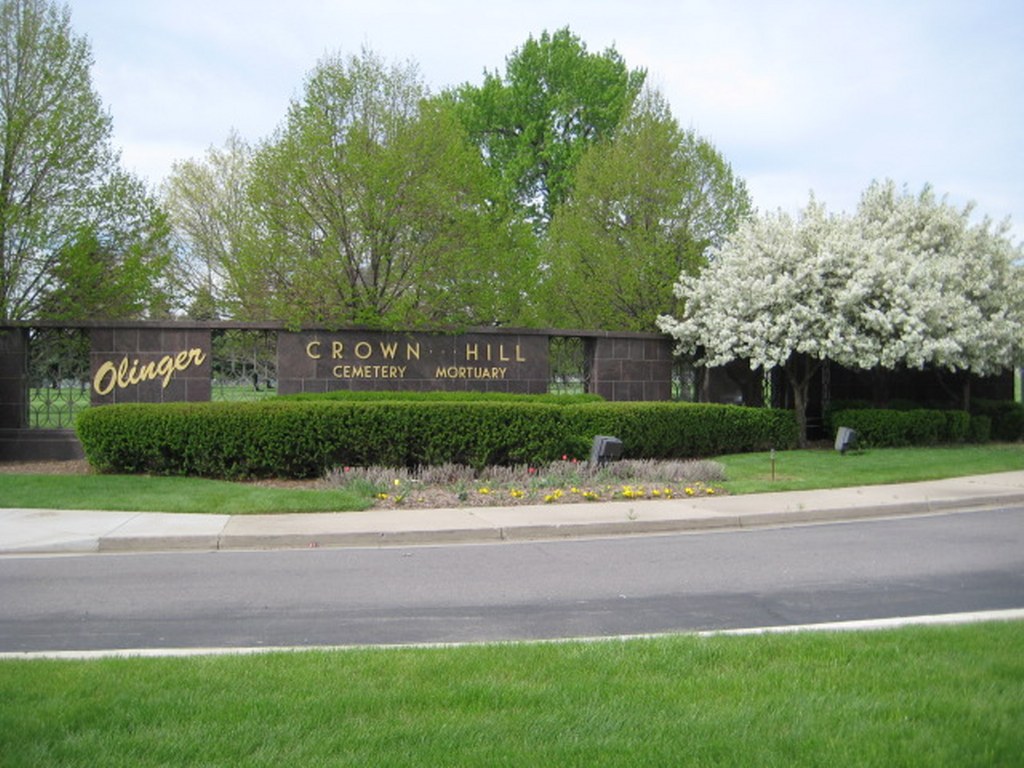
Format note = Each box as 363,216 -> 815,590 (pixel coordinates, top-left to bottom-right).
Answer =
92,348 -> 207,395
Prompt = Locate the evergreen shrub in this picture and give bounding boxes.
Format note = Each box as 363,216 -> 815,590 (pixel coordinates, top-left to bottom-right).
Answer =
971,399 -> 1024,442
828,408 -> 972,447
968,414 -> 992,444
76,399 -> 798,479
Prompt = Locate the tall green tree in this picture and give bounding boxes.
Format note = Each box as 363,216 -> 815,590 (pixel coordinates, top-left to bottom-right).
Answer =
39,173 -> 172,320
541,90 -> 751,331
162,130 -> 257,320
245,48 -> 533,329
0,0 -> 169,321
453,27 -> 646,230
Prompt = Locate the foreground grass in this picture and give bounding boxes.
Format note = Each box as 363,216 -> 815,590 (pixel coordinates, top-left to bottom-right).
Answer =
2,622 -> 1021,766
0,444 -> 1019,513
0,474 -> 373,514
718,443 -> 1023,494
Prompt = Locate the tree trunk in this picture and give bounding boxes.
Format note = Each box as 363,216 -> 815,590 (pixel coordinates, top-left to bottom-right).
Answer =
791,377 -> 809,448
785,354 -> 820,448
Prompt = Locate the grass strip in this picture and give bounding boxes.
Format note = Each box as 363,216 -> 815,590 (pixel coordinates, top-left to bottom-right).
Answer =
0,474 -> 373,514
1,622 -> 1021,766
0,444 -> 1020,513
717,443 -> 1024,494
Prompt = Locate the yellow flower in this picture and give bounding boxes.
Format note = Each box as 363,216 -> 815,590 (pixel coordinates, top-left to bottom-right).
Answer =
478,487 -> 491,495
621,485 -> 649,499
685,487 -> 695,496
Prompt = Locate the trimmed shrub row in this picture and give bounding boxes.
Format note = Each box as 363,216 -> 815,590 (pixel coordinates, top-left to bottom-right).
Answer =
76,400 -> 798,479
827,398 -> 1024,447
971,399 -> 1024,442
827,408 -> 982,447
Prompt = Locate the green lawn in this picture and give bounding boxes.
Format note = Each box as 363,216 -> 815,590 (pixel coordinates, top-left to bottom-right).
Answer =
2,447 -> 1020,764
0,474 -> 374,514
1,622 -> 1021,766
717,443 -> 1024,494
0,443 -> 1020,513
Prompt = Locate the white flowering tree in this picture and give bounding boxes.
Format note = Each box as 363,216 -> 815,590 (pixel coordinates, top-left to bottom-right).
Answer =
853,181 -> 1024,379
657,199 -> 866,445
657,182 -> 1024,446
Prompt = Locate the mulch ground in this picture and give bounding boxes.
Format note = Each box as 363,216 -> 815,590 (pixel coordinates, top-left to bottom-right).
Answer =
0,460 -> 93,475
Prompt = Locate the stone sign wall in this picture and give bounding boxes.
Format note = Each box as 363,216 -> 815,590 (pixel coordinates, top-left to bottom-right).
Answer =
89,327 -> 212,405
0,322 -> 675,460
589,336 -> 673,401
277,330 -> 551,394
0,328 -> 27,429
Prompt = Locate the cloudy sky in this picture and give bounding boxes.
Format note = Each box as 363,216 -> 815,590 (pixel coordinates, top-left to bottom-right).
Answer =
66,0 -> 1023,241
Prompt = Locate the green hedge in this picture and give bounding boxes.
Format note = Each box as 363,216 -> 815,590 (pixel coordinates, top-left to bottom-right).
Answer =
971,399 -> 1024,442
76,401 -> 798,479
968,415 -> 992,444
564,402 -> 796,460
828,408 -> 977,447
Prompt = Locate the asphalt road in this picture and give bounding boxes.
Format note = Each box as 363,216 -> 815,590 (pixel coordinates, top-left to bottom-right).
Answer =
1,506 -> 1022,653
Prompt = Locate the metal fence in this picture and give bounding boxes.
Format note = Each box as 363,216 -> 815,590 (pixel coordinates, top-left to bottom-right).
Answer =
27,327 -> 90,428
210,329 -> 278,402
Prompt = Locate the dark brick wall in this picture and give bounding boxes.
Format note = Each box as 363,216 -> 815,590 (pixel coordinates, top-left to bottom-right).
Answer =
89,327 -> 212,405
589,336 -> 673,401
0,328 -> 28,428
2,323 -> 678,462
0,429 -> 83,461
277,330 -> 550,395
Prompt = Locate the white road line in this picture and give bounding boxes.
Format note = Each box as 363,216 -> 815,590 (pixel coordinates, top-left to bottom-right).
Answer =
2,608 -> 1023,660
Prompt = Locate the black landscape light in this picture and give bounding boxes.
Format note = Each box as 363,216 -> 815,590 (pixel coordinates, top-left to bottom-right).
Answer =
834,426 -> 858,455
589,435 -> 624,467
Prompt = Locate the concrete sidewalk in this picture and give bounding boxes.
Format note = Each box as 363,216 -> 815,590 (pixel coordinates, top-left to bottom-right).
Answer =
2,471 -> 1024,555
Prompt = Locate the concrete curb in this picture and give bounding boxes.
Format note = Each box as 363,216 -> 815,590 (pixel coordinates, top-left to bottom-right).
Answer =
211,494 -> 1024,552
3,471 -> 1024,555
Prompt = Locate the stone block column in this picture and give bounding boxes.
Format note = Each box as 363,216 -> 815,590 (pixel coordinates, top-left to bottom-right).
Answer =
588,335 -> 673,401
0,327 -> 28,428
